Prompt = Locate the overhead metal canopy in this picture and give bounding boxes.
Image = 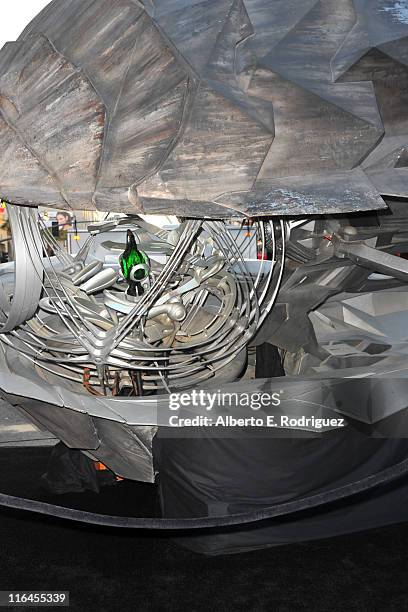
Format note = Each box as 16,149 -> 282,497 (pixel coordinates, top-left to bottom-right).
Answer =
0,0 -> 407,217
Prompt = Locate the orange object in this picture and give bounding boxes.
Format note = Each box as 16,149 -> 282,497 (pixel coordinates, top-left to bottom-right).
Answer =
95,460 -> 124,481
83,367 -> 103,395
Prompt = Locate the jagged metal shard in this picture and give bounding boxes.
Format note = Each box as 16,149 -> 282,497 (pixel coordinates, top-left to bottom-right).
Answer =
1,0 -> 408,216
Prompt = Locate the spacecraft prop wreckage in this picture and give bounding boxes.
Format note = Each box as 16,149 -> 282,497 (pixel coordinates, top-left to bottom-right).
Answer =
1,0 -> 408,540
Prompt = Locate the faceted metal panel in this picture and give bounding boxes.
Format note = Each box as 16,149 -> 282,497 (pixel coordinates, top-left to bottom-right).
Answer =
1,0 -> 408,216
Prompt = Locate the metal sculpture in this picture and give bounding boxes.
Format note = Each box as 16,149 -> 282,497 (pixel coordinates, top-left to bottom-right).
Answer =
1,1 -> 408,483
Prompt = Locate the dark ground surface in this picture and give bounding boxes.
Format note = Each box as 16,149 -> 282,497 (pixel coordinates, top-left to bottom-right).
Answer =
0,447 -> 408,612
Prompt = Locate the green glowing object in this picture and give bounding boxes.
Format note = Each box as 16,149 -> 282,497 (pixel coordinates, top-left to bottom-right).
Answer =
120,230 -> 150,296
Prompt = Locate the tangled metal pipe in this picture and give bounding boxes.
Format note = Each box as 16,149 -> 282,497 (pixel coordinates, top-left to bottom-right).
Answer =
0,205 -> 43,333
0,205 -> 285,395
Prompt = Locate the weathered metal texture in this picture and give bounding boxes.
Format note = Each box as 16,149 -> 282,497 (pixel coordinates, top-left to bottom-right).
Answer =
0,0 -> 408,216
0,34 -> 105,210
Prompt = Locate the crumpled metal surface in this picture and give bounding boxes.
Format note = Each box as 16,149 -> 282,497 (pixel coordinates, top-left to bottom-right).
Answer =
1,0 -> 407,217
